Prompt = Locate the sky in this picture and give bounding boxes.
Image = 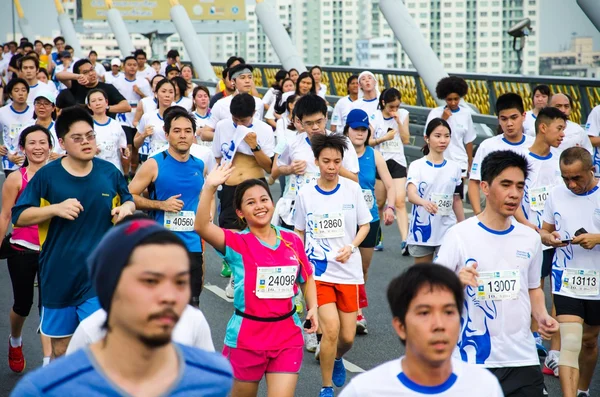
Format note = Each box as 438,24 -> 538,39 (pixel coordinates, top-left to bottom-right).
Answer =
1,0 -> 600,53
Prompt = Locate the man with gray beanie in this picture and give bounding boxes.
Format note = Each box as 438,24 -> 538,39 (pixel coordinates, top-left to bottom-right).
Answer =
11,219 -> 233,396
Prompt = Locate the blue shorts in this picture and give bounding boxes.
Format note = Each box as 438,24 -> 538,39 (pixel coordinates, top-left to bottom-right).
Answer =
40,297 -> 101,338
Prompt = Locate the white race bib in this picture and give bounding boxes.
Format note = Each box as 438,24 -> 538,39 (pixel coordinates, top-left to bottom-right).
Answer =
164,210 -> 195,232
431,193 -> 453,216
101,142 -> 116,153
529,185 -> 550,212
9,123 -> 23,139
561,269 -> 600,296
255,265 -> 298,299
312,212 -> 345,239
380,138 -> 402,153
198,139 -> 212,149
362,189 -> 375,210
476,270 -> 521,301
286,172 -> 319,197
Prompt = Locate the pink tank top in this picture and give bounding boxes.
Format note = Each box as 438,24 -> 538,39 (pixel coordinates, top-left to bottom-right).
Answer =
10,168 -> 40,251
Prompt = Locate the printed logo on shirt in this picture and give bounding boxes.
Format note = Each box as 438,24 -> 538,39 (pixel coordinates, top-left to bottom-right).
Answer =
343,204 -> 354,210
471,164 -> 479,171
102,193 -> 110,197
516,250 -> 531,260
451,177 -> 460,183
586,123 -> 591,131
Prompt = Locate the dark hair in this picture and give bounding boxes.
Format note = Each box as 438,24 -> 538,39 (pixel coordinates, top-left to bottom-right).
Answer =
170,76 -> 187,99
86,88 -> 109,115
34,40 -> 43,46
288,68 -> 299,76
378,87 -> 402,110
191,86 -> 210,111
387,263 -> 464,345
422,118 -> 451,155
272,69 -> 288,89
21,42 -> 33,50
6,78 -> 30,95
226,56 -> 245,69
496,92 -> 525,115
435,76 -> 468,100
133,49 -> 147,59
53,36 -> 65,45
155,78 -> 175,94
534,106 -> 567,135
532,84 -> 550,100
65,45 -> 73,51
163,106 -> 196,135
181,64 -> 193,74
167,49 -> 180,59
18,54 -> 39,71
294,94 -> 327,121
151,60 -> 160,66
560,147 -> 594,170
221,68 -> 229,79
55,105 -> 94,140
295,72 -> 316,96
43,43 -> 53,49
311,133 -> 347,160
19,124 -> 53,157
230,93 -> 256,118
309,65 -> 323,75
346,74 -> 358,88
480,150 -> 529,185
123,55 -> 137,65
342,123 -> 371,146
150,74 -> 165,87
233,179 -> 273,213
72,58 -> 92,74
37,67 -> 49,79
56,89 -> 76,109
88,50 -> 98,57
272,78 -> 295,115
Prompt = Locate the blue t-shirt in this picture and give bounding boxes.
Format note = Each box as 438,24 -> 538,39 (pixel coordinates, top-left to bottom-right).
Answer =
10,343 -> 233,396
357,146 -> 379,222
149,151 -> 205,252
12,158 -> 133,308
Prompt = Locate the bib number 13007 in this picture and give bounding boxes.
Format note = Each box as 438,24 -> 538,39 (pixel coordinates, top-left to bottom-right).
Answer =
476,270 -> 520,301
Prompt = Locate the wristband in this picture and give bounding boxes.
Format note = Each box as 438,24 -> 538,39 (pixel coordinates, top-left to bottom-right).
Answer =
385,205 -> 396,214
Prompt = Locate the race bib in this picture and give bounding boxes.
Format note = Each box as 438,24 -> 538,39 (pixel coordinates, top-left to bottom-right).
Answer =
312,212 -> 345,239
431,193 -> 453,216
476,270 -> 521,301
164,210 -> 195,232
287,172 -> 319,197
529,186 -> 550,212
150,140 -> 168,154
101,142 -> 115,153
198,139 -> 212,149
380,138 -> 402,153
255,265 -> 298,299
562,269 -> 600,296
362,189 -> 375,209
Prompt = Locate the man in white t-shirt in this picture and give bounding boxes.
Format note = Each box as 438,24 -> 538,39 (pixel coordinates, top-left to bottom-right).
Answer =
585,104 -> 600,176
134,49 -> 156,82
104,58 -> 123,85
330,75 -> 359,133
88,51 -> 106,82
340,264 -> 503,397
294,133 -> 371,396
539,147 -> 600,397
550,93 -> 593,157
345,71 -> 380,127
436,150 -> 558,396
523,85 -> 550,137
468,93 -> 535,215
19,54 -> 57,103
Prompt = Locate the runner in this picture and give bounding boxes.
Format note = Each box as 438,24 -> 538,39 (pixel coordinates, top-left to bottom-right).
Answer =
348,71 -> 380,125
343,108 -> 396,335
104,58 -> 122,85
436,150 -> 559,396
294,133 -> 372,396
0,125 -> 53,372
210,68 -> 235,108
524,85 -> 551,137
181,64 -> 197,99
195,163 -> 318,397
539,147 -> 600,397
407,118 -> 462,264
21,91 -> 64,160
129,106 -> 211,307
330,75 -> 359,133
262,69 -> 288,111
86,89 -> 129,173
165,64 -> 181,80
550,93 -> 593,156
339,264 -> 504,396
134,49 -> 156,81
88,51 -> 105,82
10,219 -> 233,396
132,74 -> 166,128
270,94 -> 301,195
11,105 -> 135,358
264,77 -> 295,129
171,76 -> 193,111
310,65 -> 328,98
18,54 -> 57,103
370,87 -> 411,251
289,68 -> 299,83
468,93 -> 535,215
191,85 -> 212,148
0,78 -> 32,176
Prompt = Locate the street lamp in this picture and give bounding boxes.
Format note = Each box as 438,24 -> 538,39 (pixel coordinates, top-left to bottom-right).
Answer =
508,18 -> 532,75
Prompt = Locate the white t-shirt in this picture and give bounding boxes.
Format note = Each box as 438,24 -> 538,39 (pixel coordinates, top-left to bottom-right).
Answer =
65,305 -> 215,355
175,97 -> 193,112
93,118 -> 127,172
112,75 -> 153,127
294,176 -> 373,284
317,83 -> 327,99
523,110 -> 537,137
274,117 -> 297,153
136,64 -> 156,81
212,119 -> 275,162
425,106 -> 477,173
93,62 -> 106,79
470,134 -> 535,181
348,98 -> 379,125
522,150 -> 562,232
194,110 -> 212,149
104,72 -> 123,85
152,143 -> 216,175
373,109 -> 409,167
331,96 -> 355,130
542,181 -> 600,300
340,357 -> 503,397
207,95 -> 265,129
585,105 -> 600,176
555,120 -> 593,157
27,81 -> 58,104
0,105 -> 34,170
435,217 -> 542,368
262,87 -> 277,108
406,158 -> 462,246
137,110 -> 166,156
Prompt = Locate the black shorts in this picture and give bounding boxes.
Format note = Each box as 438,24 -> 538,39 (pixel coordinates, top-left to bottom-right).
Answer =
359,220 -> 381,248
7,250 -> 41,318
219,178 -> 269,230
189,252 -> 204,306
541,248 -> 555,279
122,126 -> 136,146
488,365 -> 544,397
454,171 -> 466,199
376,159 -> 407,180
554,293 -> 600,326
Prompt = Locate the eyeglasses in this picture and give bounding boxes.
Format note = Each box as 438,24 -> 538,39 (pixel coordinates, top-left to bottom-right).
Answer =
34,101 -> 53,108
301,118 -> 326,128
69,132 -> 96,143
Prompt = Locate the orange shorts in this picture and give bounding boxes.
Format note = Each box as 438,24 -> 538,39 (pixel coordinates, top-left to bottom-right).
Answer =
316,281 -> 360,313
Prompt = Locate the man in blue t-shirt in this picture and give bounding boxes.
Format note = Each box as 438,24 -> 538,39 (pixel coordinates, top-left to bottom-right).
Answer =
11,218 -> 232,396
12,106 -> 135,358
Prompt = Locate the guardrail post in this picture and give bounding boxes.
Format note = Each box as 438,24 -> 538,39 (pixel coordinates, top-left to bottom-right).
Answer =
487,80 -> 497,115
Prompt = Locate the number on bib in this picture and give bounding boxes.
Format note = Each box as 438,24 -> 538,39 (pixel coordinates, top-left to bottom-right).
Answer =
312,212 -> 345,238
380,138 -> 402,153
362,189 -> 375,209
562,269 -> 600,296
476,270 -> 521,301
256,266 -> 298,299
164,211 -> 195,232
529,186 -> 550,212
431,193 -> 453,216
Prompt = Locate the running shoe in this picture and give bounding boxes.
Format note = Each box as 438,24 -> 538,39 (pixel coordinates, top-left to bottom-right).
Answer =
315,342 -> 321,361
356,314 -> 368,335
319,387 -> 334,397
401,241 -> 409,256
577,392 -> 590,397
304,331 -> 318,352
543,385 -> 548,396
374,241 -> 383,251
225,277 -> 234,299
295,291 -> 304,315
533,332 -> 548,356
8,337 -> 25,373
543,352 -> 559,377
332,358 -> 347,387
220,261 -> 232,278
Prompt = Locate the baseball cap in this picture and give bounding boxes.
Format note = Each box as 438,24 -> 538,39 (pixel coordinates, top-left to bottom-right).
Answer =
110,58 -> 121,67
165,64 -> 180,75
346,109 -> 370,129
34,91 -> 56,105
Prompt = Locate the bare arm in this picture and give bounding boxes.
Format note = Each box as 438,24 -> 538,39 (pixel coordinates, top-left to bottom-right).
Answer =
375,151 -> 396,209
15,206 -> 57,227
200,126 -> 215,142
128,160 -> 162,211
133,101 -> 145,128
0,173 -> 21,239
466,142 -> 474,174
253,150 -> 274,173
589,136 -> 600,147
108,100 -> 132,114
467,179 -> 482,214
271,153 -> 282,180
339,167 -> 358,183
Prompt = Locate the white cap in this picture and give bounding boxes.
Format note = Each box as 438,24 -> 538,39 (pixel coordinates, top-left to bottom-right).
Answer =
111,58 -> 121,67
34,91 -> 56,105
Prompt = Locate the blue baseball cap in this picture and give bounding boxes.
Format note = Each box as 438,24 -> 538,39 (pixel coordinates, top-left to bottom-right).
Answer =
346,109 -> 370,129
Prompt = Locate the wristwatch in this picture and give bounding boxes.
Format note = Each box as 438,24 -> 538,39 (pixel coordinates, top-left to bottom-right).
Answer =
349,244 -> 357,254
251,144 -> 261,152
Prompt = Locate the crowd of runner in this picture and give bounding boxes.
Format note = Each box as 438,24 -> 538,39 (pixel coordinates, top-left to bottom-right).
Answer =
1,35 -> 600,397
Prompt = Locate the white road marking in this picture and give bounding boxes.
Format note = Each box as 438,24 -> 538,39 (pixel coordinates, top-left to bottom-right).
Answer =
343,359 -> 365,373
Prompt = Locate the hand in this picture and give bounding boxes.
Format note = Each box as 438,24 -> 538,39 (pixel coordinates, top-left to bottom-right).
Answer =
335,245 -> 353,263
144,126 -> 155,137
77,74 -> 89,86
383,207 -> 395,225
458,263 -> 479,288
536,315 -> 559,340
383,128 -> 396,142
162,194 -> 184,213
267,176 -> 275,185
111,204 -> 134,223
48,152 -> 61,161
243,132 -> 258,149
205,162 -> 235,189
304,306 -> 319,333
133,85 -> 142,96
54,198 -> 84,220
96,147 -> 102,155
442,107 -> 452,120
422,201 -> 438,214
8,153 -> 24,166
121,147 -> 131,159
542,231 -> 568,248
291,160 -> 307,175
572,233 -> 600,250
0,145 -> 8,156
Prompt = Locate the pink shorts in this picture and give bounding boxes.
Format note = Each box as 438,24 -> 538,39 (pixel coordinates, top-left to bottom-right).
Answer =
222,345 -> 303,382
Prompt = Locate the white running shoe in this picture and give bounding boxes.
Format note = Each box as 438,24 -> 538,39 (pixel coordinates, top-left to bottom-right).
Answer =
225,277 -> 234,299
315,342 -> 321,361
304,331 -> 318,352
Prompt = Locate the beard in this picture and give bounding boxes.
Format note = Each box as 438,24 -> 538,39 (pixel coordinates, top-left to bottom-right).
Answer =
138,332 -> 172,348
